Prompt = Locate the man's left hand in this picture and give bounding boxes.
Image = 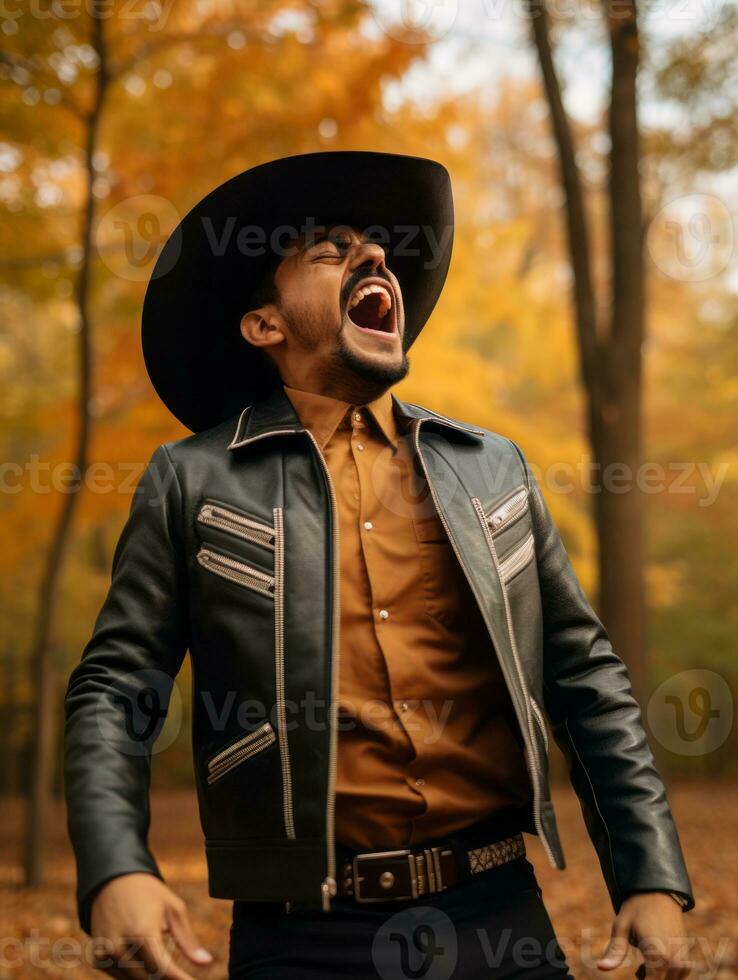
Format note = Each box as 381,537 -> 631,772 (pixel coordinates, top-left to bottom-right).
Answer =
597,891 -> 692,978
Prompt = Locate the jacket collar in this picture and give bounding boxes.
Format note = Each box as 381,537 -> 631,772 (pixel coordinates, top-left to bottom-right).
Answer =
227,384 -> 484,450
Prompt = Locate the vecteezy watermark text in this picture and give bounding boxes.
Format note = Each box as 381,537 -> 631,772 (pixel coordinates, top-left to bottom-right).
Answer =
2,452 -> 729,509
0,0 -> 176,32
198,216 -> 453,270
95,676 -> 459,755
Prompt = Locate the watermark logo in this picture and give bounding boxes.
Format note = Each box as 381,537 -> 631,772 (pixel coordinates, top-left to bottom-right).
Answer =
647,193 -> 734,283
647,669 -> 733,756
372,906 -> 458,980
95,194 -> 181,281
95,668 -> 183,756
366,0 -> 459,43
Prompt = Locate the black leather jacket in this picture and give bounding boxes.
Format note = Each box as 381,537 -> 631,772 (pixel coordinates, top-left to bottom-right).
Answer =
64,386 -> 694,934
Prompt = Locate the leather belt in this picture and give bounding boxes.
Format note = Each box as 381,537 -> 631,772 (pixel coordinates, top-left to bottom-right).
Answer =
337,832 -> 526,903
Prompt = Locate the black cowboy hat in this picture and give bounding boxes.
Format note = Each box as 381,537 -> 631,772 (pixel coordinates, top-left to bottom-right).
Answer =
141,151 -> 454,432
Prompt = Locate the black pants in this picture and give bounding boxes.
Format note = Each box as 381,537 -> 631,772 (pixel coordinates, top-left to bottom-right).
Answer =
228,856 -> 573,979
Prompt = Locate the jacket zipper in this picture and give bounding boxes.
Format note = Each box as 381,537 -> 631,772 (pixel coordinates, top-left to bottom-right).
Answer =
273,506 -> 295,839
197,502 -> 275,549
498,531 -> 535,584
196,546 -> 275,598
470,495 -> 556,866
207,722 -> 276,784
225,422 -> 340,910
529,695 -> 549,754
301,431 -> 341,912
410,418 -> 554,865
486,486 -> 528,534
228,413 -> 548,901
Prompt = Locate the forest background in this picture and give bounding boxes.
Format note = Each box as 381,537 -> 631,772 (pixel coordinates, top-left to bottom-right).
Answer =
1,0 -> 736,975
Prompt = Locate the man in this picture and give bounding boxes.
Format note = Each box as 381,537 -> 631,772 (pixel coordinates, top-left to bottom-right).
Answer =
64,151 -> 694,979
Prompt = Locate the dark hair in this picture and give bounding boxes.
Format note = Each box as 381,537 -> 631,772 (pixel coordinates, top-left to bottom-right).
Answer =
250,250 -> 282,309
243,251 -> 284,387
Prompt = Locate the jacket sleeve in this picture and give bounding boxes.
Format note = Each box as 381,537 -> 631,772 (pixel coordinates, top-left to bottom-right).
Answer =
63,444 -> 189,935
511,441 -> 695,913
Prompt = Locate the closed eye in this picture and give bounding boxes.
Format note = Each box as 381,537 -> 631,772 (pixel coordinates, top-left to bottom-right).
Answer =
307,234 -> 353,261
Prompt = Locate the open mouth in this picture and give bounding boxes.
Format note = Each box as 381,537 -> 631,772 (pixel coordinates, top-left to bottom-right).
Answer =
346,280 -> 396,335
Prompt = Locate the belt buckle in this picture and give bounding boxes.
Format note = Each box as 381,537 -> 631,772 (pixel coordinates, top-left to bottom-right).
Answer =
352,848 -> 418,903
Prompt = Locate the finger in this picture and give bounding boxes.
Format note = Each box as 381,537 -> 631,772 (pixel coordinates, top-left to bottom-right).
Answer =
664,940 -> 695,980
90,960 -> 127,980
89,936 -> 139,978
165,900 -> 214,966
664,958 -> 694,980
644,967 -> 667,980
643,963 -> 666,980
108,936 -> 158,979
597,935 -> 631,970
641,937 -> 670,980
101,965 -> 147,980
139,934 -> 198,980
641,950 -> 667,980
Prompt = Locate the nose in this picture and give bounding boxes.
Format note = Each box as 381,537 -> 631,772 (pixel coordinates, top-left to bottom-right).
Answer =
347,239 -> 387,275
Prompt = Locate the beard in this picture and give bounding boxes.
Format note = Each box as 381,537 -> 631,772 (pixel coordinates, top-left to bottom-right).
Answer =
332,327 -> 410,385
279,300 -> 410,388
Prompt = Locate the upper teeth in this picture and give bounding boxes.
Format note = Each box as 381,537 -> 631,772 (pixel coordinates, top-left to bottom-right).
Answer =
349,283 -> 392,315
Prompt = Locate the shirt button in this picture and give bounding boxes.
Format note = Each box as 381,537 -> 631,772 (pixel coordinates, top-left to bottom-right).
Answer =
399,702 -> 409,712
379,609 -> 389,620
353,412 -> 362,423
363,521 -> 373,530
415,778 -> 425,787
356,443 -> 365,451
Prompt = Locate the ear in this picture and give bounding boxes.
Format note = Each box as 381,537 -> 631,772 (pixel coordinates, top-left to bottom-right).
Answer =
240,308 -> 285,349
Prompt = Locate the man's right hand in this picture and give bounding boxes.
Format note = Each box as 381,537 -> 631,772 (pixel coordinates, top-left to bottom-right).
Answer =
89,873 -> 213,979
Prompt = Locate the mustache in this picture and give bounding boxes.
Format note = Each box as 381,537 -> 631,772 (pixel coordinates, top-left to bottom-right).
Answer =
340,268 -> 392,311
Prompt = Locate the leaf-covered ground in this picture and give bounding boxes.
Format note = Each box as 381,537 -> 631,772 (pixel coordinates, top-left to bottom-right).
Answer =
0,782 -> 734,978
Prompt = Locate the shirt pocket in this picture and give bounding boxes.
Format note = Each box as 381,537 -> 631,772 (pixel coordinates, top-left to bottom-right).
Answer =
413,512 -> 468,629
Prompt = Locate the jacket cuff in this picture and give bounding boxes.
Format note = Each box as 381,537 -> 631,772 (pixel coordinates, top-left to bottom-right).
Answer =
668,890 -> 692,911
619,888 -> 694,913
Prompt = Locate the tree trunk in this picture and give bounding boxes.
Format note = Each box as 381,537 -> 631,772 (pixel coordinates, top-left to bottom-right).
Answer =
528,0 -> 603,437
596,0 -> 647,703
23,9 -> 108,886
528,0 -> 648,704
0,653 -> 23,798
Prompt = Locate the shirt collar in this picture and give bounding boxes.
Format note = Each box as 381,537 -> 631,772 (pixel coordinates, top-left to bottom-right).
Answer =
282,384 -> 400,452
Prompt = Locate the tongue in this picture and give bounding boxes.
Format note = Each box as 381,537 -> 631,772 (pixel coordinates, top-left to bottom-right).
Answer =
348,293 -> 389,332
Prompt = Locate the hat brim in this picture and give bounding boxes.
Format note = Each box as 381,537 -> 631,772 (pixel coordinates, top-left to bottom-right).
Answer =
142,151 -> 453,432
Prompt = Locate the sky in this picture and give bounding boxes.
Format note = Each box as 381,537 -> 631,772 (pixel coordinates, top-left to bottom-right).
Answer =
362,0 -> 723,125
361,0 -> 737,292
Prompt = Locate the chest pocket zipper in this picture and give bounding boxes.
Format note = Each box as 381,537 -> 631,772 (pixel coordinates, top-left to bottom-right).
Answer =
207,721 -> 277,784
197,502 -> 275,550
498,532 -> 535,584
197,546 -> 275,598
486,486 -> 529,534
